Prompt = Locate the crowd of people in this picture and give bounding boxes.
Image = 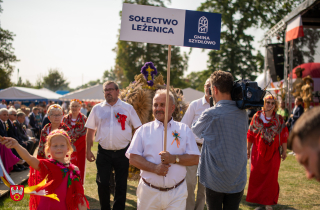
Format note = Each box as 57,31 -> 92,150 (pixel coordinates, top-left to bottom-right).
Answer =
0,70 -> 319,210
0,100 -> 93,174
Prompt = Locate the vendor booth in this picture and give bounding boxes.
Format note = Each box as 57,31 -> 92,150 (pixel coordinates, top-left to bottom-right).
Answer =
261,0 -> 320,112
0,87 -> 61,103
59,84 -> 104,102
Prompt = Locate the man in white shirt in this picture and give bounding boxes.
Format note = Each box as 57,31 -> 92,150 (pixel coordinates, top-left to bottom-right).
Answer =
126,89 -> 200,210
85,81 -> 142,210
181,78 -> 211,210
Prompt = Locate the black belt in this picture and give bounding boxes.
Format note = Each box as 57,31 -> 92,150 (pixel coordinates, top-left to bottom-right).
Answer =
142,178 -> 185,192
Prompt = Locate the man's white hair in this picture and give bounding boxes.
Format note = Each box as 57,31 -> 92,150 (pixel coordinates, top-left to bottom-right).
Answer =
8,108 -> 17,115
154,89 -> 175,104
0,108 -> 8,115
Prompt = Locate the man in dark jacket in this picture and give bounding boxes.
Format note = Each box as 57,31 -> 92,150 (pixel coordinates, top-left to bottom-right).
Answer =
287,96 -> 304,131
29,107 -> 41,139
14,111 -> 38,155
0,108 -> 9,137
3,108 -> 27,171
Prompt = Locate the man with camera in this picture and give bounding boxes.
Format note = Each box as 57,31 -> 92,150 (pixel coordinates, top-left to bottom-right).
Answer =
192,70 -> 248,210
181,78 -> 211,210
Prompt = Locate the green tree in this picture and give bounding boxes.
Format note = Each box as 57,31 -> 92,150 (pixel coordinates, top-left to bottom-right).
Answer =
42,68 -> 69,91
185,70 -> 211,91
102,67 -> 127,88
114,0 -> 189,88
198,0 -> 266,80
17,77 -> 34,88
0,0 -> 19,89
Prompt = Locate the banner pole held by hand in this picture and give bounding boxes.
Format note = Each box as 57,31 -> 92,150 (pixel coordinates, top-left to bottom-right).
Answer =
163,45 -> 172,152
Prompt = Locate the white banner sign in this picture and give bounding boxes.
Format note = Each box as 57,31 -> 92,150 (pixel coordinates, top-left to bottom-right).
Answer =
120,3 -> 221,50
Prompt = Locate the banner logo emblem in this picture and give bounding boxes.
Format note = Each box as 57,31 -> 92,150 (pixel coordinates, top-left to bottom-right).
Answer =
10,185 -> 24,201
198,16 -> 208,34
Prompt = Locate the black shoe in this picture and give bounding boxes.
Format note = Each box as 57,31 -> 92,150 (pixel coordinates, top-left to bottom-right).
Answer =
12,165 -> 23,172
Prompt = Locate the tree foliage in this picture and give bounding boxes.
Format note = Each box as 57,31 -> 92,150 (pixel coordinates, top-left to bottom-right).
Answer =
185,70 -> 211,91
42,68 -> 69,91
0,0 -> 19,89
16,77 -> 35,88
197,0 -> 309,81
198,0 -> 266,80
102,67 -> 126,89
114,0 -> 189,88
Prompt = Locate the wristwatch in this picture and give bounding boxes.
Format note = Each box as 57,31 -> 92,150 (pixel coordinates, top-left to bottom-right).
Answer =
175,155 -> 180,164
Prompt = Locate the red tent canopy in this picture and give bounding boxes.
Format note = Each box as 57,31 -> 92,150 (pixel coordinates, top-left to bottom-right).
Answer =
290,62 -> 320,78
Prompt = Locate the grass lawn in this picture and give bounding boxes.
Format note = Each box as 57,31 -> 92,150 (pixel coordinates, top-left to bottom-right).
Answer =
1,142 -> 319,210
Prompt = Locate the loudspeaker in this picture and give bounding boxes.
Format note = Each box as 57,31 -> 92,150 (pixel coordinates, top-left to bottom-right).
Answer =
267,44 -> 284,81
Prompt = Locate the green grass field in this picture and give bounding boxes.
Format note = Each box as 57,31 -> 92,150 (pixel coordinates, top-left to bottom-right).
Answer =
1,142 -> 319,210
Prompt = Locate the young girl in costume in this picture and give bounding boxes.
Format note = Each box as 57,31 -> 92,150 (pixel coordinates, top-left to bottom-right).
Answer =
0,130 -> 89,210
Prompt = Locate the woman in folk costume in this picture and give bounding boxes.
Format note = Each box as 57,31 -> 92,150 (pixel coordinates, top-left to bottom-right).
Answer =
29,104 -> 70,207
62,99 -> 87,184
1,130 -> 89,210
246,94 -> 289,210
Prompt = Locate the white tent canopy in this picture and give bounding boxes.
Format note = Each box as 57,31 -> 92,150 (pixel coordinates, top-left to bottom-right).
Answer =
0,87 -> 61,101
182,88 -> 204,104
59,84 -> 104,102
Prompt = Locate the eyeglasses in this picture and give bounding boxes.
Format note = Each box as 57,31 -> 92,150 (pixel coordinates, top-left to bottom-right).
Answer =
51,114 -> 62,117
103,88 -> 115,93
266,101 -> 275,105
10,114 -> 17,116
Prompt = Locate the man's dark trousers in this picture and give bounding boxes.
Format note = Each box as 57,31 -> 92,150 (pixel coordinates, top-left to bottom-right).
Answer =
96,144 -> 129,210
206,187 -> 244,210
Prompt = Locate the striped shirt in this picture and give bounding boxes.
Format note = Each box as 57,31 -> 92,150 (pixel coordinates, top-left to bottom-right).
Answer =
191,100 -> 248,193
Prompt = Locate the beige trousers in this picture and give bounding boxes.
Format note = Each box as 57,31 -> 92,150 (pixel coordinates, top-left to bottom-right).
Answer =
137,178 -> 187,210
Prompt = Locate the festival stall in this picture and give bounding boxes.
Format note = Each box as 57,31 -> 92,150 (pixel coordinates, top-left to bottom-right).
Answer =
59,84 -> 104,104
261,0 -> 320,112
0,87 -> 61,103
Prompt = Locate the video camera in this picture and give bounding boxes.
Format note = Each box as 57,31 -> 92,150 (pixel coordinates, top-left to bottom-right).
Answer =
231,79 -> 266,110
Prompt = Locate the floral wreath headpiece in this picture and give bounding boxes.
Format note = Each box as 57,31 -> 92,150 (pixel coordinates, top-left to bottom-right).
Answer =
47,104 -> 62,113
70,99 -> 82,105
264,95 -> 277,101
48,130 -> 71,142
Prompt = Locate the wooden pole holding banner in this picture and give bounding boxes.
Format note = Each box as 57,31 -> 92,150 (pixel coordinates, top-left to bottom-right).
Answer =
163,45 -> 172,151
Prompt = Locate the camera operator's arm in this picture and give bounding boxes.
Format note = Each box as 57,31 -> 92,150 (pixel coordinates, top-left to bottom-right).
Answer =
191,110 -> 213,139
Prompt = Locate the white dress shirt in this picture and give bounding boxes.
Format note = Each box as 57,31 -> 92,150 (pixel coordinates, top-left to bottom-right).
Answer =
126,119 -> 200,188
181,96 -> 210,144
85,99 -> 142,150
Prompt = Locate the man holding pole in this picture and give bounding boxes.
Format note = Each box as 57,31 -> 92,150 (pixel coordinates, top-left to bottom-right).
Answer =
126,89 -> 200,210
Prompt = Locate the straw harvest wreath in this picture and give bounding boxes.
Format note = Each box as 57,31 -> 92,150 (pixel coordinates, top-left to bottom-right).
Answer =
119,62 -> 188,179
120,61 -> 188,125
